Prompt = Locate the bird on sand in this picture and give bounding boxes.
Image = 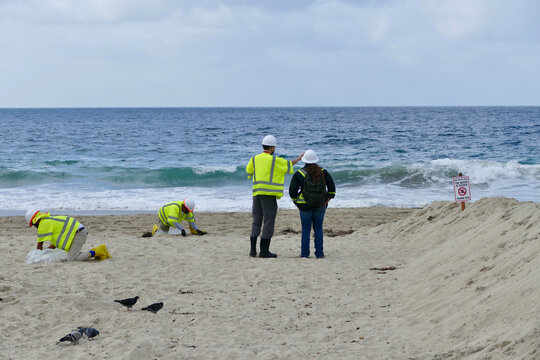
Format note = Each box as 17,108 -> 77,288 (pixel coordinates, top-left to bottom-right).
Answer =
114,296 -> 139,310
57,330 -> 83,344
141,302 -> 163,314
78,327 -> 100,340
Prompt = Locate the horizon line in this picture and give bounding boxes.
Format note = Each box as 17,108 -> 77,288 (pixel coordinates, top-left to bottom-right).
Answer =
1,104 -> 539,110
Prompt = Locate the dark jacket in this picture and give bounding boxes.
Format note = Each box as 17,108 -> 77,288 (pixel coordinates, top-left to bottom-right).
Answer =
289,166 -> 336,211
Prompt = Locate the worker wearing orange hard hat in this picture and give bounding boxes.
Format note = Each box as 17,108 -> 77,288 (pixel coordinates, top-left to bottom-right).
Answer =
26,209 -> 111,261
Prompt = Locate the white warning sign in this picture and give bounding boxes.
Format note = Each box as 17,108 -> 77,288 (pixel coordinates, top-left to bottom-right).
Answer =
453,176 -> 471,202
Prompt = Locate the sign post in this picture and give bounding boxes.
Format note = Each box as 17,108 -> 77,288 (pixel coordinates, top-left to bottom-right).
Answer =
453,173 -> 471,211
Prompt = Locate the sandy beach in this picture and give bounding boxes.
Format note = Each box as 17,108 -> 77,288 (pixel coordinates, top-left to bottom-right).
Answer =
0,197 -> 538,359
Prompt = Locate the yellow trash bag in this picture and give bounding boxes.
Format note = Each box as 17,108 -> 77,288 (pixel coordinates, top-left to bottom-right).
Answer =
92,244 -> 111,261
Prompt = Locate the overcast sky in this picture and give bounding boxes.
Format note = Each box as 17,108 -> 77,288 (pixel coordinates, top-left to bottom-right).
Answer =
1,0 -> 539,107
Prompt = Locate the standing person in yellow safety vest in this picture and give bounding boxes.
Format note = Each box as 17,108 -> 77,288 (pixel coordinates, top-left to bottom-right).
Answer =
26,209 -> 111,261
152,199 -> 207,236
246,135 -> 304,258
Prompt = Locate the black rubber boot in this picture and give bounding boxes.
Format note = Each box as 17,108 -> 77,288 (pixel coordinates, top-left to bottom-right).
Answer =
250,236 -> 257,257
259,238 -> 277,258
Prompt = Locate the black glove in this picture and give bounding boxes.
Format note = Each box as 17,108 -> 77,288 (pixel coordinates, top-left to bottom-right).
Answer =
181,229 -> 186,237
197,230 -> 207,236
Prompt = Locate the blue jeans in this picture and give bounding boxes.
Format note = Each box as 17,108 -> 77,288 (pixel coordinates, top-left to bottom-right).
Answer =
299,205 -> 326,258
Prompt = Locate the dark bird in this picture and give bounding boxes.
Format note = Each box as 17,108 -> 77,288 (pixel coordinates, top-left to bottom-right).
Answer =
114,296 -> 139,310
78,327 -> 100,340
57,330 -> 83,344
141,302 -> 163,314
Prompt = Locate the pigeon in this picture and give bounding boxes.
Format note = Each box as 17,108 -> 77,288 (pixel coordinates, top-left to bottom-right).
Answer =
78,327 -> 100,340
141,302 -> 163,314
57,330 -> 83,345
115,296 -> 139,310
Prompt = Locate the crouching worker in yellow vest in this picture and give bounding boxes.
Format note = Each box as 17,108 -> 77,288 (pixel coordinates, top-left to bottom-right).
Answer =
26,209 -> 111,261
151,199 -> 207,236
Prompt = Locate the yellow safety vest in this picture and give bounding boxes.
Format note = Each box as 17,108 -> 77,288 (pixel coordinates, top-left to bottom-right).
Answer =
36,216 -> 82,252
159,201 -> 195,227
246,152 -> 293,198
294,169 -> 308,205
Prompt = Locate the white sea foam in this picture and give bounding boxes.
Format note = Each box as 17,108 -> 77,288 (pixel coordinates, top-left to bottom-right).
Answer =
192,165 -> 239,175
1,175 -> 538,215
430,159 -> 538,183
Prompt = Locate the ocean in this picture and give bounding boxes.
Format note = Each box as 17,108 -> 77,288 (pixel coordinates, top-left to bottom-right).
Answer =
0,107 -> 538,215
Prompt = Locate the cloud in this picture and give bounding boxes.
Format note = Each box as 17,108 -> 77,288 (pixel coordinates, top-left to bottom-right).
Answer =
0,0 -> 538,106
0,0 -> 176,23
2,0 -> 538,51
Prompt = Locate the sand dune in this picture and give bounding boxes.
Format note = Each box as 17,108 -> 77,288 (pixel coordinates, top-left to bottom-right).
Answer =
374,197 -> 540,359
0,197 -> 538,359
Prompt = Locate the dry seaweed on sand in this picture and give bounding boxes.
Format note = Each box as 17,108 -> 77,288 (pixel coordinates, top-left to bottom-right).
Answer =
324,229 -> 355,237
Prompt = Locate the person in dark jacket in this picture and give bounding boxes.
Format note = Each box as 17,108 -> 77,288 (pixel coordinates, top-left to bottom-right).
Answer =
289,149 -> 336,258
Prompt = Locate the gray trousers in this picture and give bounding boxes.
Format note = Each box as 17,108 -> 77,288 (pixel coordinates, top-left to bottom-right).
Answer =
251,195 -> 278,239
67,229 -> 91,261
159,222 -> 170,233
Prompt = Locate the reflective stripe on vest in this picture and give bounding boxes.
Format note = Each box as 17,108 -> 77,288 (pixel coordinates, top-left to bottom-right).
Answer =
41,216 -> 79,251
251,154 -> 290,197
252,157 -> 281,186
159,202 -> 182,226
159,202 -> 195,226
57,217 -> 78,250
296,169 -> 307,204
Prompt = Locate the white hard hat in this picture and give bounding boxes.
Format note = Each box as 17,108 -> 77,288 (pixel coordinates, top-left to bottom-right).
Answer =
301,149 -> 319,164
183,199 -> 195,212
25,209 -> 40,227
262,135 -> 277,147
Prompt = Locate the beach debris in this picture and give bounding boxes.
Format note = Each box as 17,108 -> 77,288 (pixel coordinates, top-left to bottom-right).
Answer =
142,232 -> 153,237
169,308 -> 194,315
141,302 -> 163,314
351,336 -> 365,343
280,228 -> 355,237
114,296 -> 139,310
281,228 -> 299,235
325,229 -> 355,237
78,327 -> 100,340
178,290 -> 193,294
369,266 -> 397,274
369,266 -> 397,271
0,297 -> 3,301
57,330 -> 83,345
